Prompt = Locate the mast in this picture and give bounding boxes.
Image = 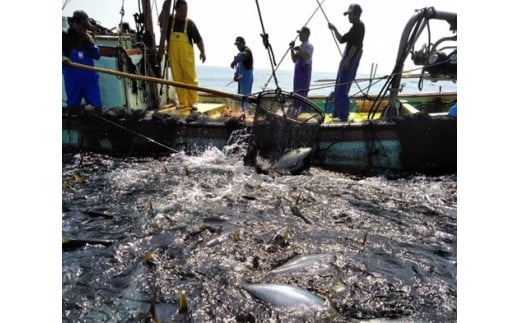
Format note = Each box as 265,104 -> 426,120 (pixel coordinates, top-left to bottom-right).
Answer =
141,0 -> 160,108
157,0 -> 173,73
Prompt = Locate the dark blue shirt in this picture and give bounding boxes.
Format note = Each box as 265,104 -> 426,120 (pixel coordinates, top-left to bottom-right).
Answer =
340,21 -> 364,56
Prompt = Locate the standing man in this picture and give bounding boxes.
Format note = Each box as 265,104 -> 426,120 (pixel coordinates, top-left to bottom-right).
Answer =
167,0 -> 206,111
328,3 -> 364,122
230,36 -> 254,113
62,10 -> 102,109
290,27 -> 313,98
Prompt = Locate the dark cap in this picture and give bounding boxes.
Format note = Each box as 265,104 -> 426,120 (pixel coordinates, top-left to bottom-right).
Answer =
234,36 -> 245,45
175,0 -> 187,9
343,4 -> 362,16
297,26 -> 310,35
72,10 -> 92,28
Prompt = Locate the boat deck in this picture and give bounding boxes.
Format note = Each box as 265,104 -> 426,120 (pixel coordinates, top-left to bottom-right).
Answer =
149,93 -> 454,125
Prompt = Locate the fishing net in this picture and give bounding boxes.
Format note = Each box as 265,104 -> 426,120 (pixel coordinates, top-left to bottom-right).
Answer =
245,90 -> 325,163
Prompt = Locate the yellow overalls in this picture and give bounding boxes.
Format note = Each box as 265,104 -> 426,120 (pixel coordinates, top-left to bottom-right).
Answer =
168,17 -> 199,107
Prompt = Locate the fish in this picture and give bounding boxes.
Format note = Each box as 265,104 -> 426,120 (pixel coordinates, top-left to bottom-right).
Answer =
203,233 -> 229,248
232,230 -> 241,241
72,173 -> 85,183
255,147 -> 313,175
290,206 -> 311,224
147,199 -> 154,216
269,254 -> 335,275
62,238 -> 114,252
272,147 -> 313,175
83,210 -> 113,219
243,283 -> 327,307
269,254 -> 336,274
179,290 -> 188,313
265,226 -> 291,252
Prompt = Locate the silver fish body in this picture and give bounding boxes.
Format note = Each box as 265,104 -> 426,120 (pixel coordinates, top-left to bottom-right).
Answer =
272,147 -> 312,175
243,283 -> 327,307
269,254 -> 335,275
255,147 -> 313,175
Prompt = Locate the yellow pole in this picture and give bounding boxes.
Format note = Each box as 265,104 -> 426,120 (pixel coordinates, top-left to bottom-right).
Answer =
62,57 -> 257,103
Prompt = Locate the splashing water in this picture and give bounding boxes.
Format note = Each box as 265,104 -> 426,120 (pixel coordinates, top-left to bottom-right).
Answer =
62,138 -> 456,321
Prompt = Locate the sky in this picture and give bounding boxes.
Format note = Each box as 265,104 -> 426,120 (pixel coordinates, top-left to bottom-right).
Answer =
4,1 -> 520,322
61,0 -> 457,76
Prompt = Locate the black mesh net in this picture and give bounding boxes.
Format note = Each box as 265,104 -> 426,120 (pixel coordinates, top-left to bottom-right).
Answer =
245,90 -> 325,163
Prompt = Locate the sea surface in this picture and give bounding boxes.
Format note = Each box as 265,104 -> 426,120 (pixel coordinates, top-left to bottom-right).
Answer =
62,138 -> 457,321
196,65 -> 458,97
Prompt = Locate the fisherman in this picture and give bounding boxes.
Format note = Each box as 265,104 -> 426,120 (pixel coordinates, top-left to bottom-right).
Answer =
448,103 -> 457,117
62,10 -> 102,109
164,0 -> 206,111
230,36 -> 254,113
116,22 -> 135,34
328,3 -> 364,122
290,27 -> 313,98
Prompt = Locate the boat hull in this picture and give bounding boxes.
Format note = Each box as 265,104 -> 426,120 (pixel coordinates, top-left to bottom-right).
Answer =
62,108 -> 456,175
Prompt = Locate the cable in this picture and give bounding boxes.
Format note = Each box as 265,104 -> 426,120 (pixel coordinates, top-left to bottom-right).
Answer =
261,0 -> 326,91
315,0 -> 342,57
254,0 -> 280,90
86,111 -> 178,153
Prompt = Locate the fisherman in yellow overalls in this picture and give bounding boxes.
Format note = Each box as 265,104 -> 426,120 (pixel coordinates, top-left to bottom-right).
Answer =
167,0 -> 206,111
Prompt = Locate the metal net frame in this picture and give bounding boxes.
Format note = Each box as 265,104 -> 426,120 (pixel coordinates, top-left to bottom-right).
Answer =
246,90 -> 325,163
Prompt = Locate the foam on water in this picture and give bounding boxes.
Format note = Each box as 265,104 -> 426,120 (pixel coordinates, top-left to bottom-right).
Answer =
62,147 -> 457,321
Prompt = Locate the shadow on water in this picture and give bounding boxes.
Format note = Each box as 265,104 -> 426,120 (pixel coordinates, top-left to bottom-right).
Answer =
62,139 -> 456,322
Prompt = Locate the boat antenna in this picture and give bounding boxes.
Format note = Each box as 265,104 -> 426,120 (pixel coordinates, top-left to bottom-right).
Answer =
254,0 -> 280,91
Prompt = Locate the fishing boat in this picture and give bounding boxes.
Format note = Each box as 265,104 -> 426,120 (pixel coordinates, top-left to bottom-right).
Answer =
62,2 -> 457,175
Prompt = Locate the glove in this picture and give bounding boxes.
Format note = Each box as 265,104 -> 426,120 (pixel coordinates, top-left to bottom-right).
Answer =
230,61 -> 237,68
233,74 -> 240,82
289,41 -> 295,49
82,31 -> 94,43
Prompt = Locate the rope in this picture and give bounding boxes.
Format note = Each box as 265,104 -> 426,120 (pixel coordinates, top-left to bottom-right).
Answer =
116,0 -> 129,49
316,1 -> 369,98
315,0 -> 342,56
261,0 -> 326,91
85,110 -> 179,153
254,0 -> 280,90
62,0 -> 72,10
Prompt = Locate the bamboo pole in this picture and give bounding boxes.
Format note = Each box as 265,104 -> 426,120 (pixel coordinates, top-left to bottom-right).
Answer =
62,58 -> 257,103
313,73 -> 438,83
261,0 -> 326,91
157,0 -> 172,68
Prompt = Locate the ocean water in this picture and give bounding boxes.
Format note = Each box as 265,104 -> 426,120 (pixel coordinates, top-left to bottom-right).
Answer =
62,143 -> 457,321
197,65 -> 457,97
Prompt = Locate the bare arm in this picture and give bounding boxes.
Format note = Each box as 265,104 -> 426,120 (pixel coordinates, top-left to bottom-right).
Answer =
327,23 -> 342,42
289,41 -> 310,63
196,39 -> 206,63
289,41 -> 297,63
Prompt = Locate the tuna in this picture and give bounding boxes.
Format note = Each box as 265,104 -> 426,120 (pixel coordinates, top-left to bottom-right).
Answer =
243,283 -> 327,307
269,254 -> 335,275
255,147 -> 313,175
